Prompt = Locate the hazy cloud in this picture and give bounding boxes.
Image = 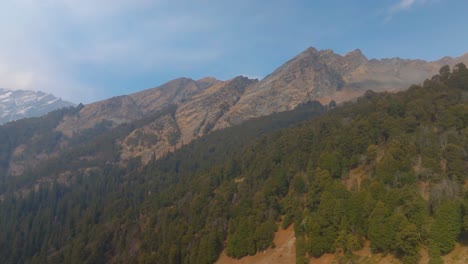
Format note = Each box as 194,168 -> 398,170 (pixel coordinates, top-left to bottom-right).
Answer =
0,0 -> 222,102
385,0 -> 431,21
390,0 -> 420,12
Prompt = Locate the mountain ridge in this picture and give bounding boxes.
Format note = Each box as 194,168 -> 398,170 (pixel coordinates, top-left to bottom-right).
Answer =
214,47 -> 468,128
2,47 -> 468,173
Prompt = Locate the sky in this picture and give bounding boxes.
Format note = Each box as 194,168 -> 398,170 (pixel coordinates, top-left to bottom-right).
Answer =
0,0 -> 467,104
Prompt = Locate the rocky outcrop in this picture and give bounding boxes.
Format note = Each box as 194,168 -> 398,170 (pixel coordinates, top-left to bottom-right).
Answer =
176,76 -> 257,143
57,95 -> 143,137
129,77 -> 219,115
118,76 -> 256,164
56,77 -> 222,137
120,114 -> 180,163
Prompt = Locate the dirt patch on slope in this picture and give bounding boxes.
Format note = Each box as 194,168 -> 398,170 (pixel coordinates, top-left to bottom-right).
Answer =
342,165 -> 367,191
216,225 -> 295,264
442,243 -> 468,263
216,228 -> 468,264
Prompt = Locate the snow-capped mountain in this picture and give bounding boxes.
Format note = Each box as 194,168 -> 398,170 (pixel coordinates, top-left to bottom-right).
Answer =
0,88 -> 75,124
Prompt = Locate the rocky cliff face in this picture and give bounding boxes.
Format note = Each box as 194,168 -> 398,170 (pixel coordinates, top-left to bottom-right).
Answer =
175,76 -> 257,144
54,75 -> 256,164
56,77 -> 213,136
118,76 -> 257,164
120,113 -> 180,163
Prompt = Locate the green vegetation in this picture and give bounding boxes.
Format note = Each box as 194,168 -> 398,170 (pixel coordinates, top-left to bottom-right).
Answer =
0,64 -> 466,263
0,105 -> 82,192
0,98 -> 325,263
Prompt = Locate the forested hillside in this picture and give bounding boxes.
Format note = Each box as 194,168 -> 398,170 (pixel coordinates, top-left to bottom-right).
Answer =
0,64 -> 467,264
0,98 -> 326,263
0,104 -> 82,188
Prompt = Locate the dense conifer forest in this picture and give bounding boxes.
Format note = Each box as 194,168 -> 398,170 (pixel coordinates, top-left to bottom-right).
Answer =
0,64 -> 467,263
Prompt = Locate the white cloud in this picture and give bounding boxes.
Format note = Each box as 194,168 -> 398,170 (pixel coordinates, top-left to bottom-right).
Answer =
390,0 -> 419,12
385,0 -> 432,21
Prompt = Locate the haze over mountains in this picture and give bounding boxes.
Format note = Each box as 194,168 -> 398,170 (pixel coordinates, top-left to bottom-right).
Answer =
0,88 -> 74,125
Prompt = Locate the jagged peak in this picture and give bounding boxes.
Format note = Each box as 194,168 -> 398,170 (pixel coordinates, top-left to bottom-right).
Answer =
0,88 -> 75,124
196,77 -> 223,89
345,49 -> 367,60
320,49 -> 335,55
168,77 -> 195,83
289,47 -> 320,61
0,87 -> 59,99
436,56 -> 453,65
304,46 -> 319,53
230,75 -> 258,81
197,76 -> 221,83
298,47 -> 338,58
301,47 -> 368,61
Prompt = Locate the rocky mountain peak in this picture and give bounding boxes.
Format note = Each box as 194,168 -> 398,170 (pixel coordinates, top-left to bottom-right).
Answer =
320,49 -> 336,55
345,49 -> 367,63
0,88 -> 74,125
461,52 -> 468,60
436,52 -> 468,66
197,77 -> 222,87
304,46 -> 319,54
225,76 -> 257,93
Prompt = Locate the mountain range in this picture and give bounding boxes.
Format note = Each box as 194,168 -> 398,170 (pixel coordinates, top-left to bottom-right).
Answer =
0,88 -> 74,125
2,48 -> 468,174
53,47 -> 468,164
1,48 -> 467,175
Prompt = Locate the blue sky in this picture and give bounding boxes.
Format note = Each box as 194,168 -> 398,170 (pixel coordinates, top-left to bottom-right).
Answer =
0,0 -> 467,103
